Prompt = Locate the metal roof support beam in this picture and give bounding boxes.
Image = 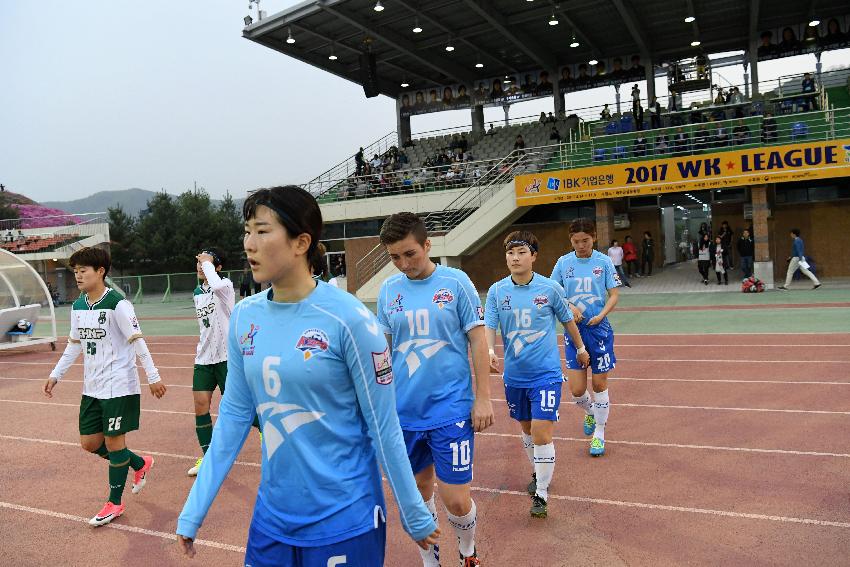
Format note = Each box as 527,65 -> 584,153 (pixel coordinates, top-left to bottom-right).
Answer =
748,0 -> 761,95
610,0 -> 651,57
553,9 -> 602,60
462,0 -> 557,71
320,3 -> 469,84
685,0 -> 702,41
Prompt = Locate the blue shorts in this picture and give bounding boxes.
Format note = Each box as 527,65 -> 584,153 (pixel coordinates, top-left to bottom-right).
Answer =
244,515 -> 386,567
565,324 -> 616,375
504,382 -> 562,422
404,420 -> 474,485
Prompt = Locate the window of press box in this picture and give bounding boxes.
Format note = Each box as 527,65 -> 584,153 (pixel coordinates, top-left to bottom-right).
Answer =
776,179 -> 850,204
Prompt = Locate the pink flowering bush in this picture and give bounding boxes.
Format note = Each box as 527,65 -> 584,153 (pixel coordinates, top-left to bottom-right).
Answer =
13,204 -> 81,228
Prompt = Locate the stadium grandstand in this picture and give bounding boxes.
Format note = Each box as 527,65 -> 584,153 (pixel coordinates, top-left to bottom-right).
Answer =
243,0 -> 850,301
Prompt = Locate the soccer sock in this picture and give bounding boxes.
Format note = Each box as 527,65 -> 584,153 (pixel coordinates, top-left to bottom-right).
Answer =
447,500 -> 477,558
126,448 -> 145,471
520,432 -> 535,467
196,413 -> 213,454
533,443 -> 556,500
92,442 -> 109,460
593,390 -> 610,441
574,392 -> 593,416
107,449 -> 132,505
418,495 -> 440,567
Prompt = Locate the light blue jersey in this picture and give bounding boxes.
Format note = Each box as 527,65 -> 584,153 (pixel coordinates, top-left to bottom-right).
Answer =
377,265 -> 484,431
551,250 -> 621,332
177,283 -> 435,547
484,273 -> 573,388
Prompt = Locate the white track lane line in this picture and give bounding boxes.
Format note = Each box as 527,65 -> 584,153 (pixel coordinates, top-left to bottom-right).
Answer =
0,501 -> 246,553
484,375 -> 850,385
0,361 -> 195,370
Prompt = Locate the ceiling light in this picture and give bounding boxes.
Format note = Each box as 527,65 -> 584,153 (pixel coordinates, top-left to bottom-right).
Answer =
445,39 -> 454,52
691,40 -> 701,46
589,58 -> 598,65
400,81 -> 409,88
328,47 -> 337,61
412,18 -> 422,33
373,1 -> 384,12
809,19 -> 820,27
684,16 -> 695,23
549,12 -> 559,26
286,27 -> 295,44
503,75 -> 511,84
570,34 -> 580,48
475,62 -> 484,68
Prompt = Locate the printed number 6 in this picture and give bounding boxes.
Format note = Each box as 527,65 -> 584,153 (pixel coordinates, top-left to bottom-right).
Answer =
262,356 -> 282,397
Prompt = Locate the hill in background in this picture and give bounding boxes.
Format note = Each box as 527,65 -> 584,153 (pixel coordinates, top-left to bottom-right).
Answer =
44,188 -> 244,217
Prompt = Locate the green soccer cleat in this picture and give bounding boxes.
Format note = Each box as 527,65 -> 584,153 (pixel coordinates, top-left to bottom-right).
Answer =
589,437 -> 605,457
530,495 -> 548,518
526,473 -> 537,496
583,414 -> 596,436
187,457 -> 202,477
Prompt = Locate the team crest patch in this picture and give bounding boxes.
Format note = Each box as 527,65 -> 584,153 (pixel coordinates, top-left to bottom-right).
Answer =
372,348 -> 393,385
130,316 -> 140,330
389,293 -> 404,314
296,328 -> 330,360
98,311 -> 106,325
533,294 -> 549,309
433,288 -> 455,309
240,323 -> 259,356
501,295 -> 512,311
592,266 -> 604,278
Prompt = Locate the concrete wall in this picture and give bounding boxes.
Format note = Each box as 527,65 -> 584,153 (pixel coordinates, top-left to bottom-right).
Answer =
771,199 -> 850,279
321,188 -> 467,223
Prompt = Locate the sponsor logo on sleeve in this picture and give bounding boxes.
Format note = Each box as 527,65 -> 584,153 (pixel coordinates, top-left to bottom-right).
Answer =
613,273 -> 623,286
295,329 -> 330,361
372,348 -> 393,385
240,323 -> 260,356
476,305 -> 484,320
130,316 -> 140,330
432,288 -> 455,309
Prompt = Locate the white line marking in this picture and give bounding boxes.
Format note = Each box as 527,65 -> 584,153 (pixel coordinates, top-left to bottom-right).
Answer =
486,398 -> 850,415
477,432 -> 850,458
469,487 -> 850,529
0,361 -> 194,370
0,501 -> 246,553
0,399 -> 202,417
611,344 -> 850,348
485,375 -> 850,385
618,358 -> 850,364
0,376 -> 193,388
0,434 -> 259,467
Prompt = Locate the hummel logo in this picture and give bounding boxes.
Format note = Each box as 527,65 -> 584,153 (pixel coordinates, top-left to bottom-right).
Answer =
455,421 -> 466,428
257,401 -> 325,459
506,329 -> 547,355
395,338 -> 449,375
356,306 -> 379,336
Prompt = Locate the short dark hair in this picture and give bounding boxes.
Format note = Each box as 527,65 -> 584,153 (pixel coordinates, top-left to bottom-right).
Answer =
791,228 -> 801,236
503,230 -> 539,252
380,212 -> 427,246
200,247 -> 223,268
69,247 -> 110,280
569,217 -> 597,236
243,185 -> 323,271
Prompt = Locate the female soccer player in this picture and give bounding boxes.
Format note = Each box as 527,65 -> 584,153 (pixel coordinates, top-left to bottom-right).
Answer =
377,212 -> 494,567
551,218 -> 621,457
176,186 -> 438,566
484,231 -> 589,518
45,247 -> 166,526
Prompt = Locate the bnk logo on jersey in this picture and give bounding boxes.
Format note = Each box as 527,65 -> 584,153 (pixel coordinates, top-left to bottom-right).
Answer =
79,328 -> 107,340
98,311 -> 106,325
372,348 -> 393,385
296,328 -> 329,360
240,323 -> 259,356
432,288 -> 454,309
533,294 -> 549,309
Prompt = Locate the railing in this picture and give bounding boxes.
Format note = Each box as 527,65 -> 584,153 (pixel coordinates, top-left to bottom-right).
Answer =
303,131 -> 397,196
353,148 -> 535,290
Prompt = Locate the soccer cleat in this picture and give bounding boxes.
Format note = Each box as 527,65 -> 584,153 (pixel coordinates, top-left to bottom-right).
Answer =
131,456 -> 153,494
590,437 -> 605,457
460,548 -> 480,566
813,284 -> 821,290
583,414 -> 596,436
777,286 -> 788,290
530,495 -> 548,518
88,501 -> 125,527
187,457 -> 203,477
526,473 -> 537,496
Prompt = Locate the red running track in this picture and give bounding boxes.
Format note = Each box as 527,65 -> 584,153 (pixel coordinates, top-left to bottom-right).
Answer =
1,334 -> 849,566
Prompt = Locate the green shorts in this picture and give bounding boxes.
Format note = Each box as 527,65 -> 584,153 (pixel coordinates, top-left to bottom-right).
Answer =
193,361 -> 228,392
79,394 -> 141,437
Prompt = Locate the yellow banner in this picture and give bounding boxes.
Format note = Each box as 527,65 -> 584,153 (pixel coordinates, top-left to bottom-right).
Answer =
515,138 -> 850,205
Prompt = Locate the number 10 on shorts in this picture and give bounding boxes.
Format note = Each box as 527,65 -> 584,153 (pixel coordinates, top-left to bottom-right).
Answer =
450,440 -> 471,467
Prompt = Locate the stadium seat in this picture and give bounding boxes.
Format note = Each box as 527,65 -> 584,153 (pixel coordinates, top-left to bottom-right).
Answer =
791,122 -> 808,141
593,148 -> 608,162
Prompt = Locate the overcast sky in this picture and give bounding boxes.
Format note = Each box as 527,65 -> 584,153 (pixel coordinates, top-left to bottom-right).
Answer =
1,1 -> 847,204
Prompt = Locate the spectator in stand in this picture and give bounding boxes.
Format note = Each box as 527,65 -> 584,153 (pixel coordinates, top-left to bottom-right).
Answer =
487,123 -> 495,135
778,228 -> 821,290
694,124 -> 710,151
370,154 -> 382,169
633,134 -> 648,157
697,233 -> 711,285
355,147 -> 365,176
631,84 -> 641,117
761,112 -> 778,144
547,112 -> 556,123
779,26 -> 801,52
600,104 -> 612,121
634,103 -> 644,131
714,122 -> 730,147
672,127 -> 690,155
539,112 -> 548,124
549,126 -> 561,144
714,88 -> 726,106
622,236 -> 639,278
718,221 -> 734,268
17,230 -> 25,241
640,231 -> 654,277
695,53 -> 708,79
801,72 -> 816,111
733,119 -> 751,145
709,235 -> 729,285
459,133 -> 469,154
737,229 -> 755,279
514,134 -> 526,155
3,230 -> 12,243
650,96 -> 662,129
654,134 -> 669,155
607,239 -> 631,287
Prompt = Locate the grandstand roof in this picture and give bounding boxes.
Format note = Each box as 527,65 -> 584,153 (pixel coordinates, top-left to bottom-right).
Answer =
243,0 -> 846,98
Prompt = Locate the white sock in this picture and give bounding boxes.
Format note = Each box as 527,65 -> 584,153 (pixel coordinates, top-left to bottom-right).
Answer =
447,500 -> 477,558
520,432 -> 535,467
573,392 -> 593,415
593,389 -> 610,441
418,495 -> 440,567
533,443 -> 555,500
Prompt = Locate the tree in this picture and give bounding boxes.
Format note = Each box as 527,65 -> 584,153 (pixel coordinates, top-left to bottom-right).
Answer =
0,193 -> 20,226
215,192 -> 245,270
107,205 -> 136,274
135,191 -> 180,272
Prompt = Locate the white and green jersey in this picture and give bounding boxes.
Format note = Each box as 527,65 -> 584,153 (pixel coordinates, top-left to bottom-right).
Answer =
67,288 -> 145,399
193,262 -> 234,365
